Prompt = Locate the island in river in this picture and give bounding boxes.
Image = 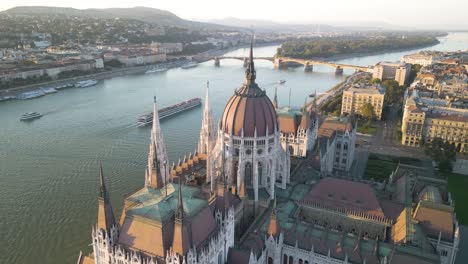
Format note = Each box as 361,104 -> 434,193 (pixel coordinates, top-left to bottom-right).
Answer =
278,31 -> 446,60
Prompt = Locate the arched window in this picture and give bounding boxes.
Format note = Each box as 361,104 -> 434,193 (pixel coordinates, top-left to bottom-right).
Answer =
288,145 -> 294,155
218,252 -> 223,264
299,259 -> 303,264
268,257 -> 274,264
289,256 -> 293,264
283,254 -> 288,264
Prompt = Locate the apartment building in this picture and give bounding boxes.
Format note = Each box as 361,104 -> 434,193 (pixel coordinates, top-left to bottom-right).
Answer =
373,61 -> 411,86
341,84 -> 386,120
401,89 -> 468,153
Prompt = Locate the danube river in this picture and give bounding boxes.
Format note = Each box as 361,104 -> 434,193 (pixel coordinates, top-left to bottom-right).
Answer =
0,32 -> 467,263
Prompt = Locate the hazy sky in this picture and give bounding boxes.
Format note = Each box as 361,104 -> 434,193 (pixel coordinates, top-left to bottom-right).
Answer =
1,0 -> 467,28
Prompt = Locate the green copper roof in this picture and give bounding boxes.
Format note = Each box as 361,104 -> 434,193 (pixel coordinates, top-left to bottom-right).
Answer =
276,107 -> 303,118
125,183 -> 208,223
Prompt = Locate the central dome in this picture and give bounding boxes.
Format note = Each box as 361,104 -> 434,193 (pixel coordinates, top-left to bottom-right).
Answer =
219,43 -> 278,137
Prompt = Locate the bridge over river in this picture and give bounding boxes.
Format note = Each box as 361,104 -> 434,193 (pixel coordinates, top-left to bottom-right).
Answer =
195,55 -> 371,74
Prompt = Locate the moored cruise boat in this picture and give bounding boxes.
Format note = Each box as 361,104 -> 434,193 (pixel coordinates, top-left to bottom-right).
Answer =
75,79 -> 98,88
20,112 -> 43,121
41,87 -> 58,94
145,67 -> 168,74
181,62 -> 198,69
17,90 -> 46,100
136,113 -> 153,127
136,97 -> 202,126
278,79 -> 286,84
0,96 -> 15,102
55,83 -> 75,90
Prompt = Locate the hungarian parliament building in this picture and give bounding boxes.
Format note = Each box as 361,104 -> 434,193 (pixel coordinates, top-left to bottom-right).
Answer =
77,44 -> 460,264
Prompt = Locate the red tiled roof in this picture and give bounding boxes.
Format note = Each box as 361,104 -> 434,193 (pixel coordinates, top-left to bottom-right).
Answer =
302,178 -> 385,219
413,201 -> 454,242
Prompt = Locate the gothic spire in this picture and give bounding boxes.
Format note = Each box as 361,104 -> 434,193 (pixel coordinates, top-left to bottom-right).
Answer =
146,96 -> 169,189
303,97 -> 308,114
97,163 -> 115,232
172,180 -> 190,256
221,144 -> 230,212
267,195 -> 279,237
245,35 -> 256,84
273,86 -> 278,109
198,81 -> 215,155
175,180 -> 184,221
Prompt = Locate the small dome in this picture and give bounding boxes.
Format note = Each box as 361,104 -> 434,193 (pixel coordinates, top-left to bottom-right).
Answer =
219,43 -> 277,137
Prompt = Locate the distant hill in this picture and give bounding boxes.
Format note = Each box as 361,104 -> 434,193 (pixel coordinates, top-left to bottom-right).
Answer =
2,6 -> 240,31
208,17 -> 342,33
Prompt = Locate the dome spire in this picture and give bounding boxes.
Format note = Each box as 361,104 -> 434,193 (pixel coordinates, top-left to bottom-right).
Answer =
245,35 -> 256,84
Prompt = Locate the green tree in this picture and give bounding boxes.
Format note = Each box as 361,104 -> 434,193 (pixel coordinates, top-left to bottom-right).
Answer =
409,64 -> 422,84
381,79 -> 405,105
425,138 -> 456,172
360,102 -> 375,121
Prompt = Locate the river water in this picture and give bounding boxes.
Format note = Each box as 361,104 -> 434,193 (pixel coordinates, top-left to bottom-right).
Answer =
0,32 -> 467,263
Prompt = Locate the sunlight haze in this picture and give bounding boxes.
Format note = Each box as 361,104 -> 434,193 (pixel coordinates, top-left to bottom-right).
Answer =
1,0 -> 467,29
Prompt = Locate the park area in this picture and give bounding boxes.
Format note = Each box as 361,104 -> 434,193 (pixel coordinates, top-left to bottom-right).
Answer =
364,153 -> 421,181
446,172 -> 468,225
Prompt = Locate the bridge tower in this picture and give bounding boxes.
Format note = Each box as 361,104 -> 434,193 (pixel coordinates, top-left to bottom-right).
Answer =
335,66 -> 344,75
214,57 -> 220,67
304,62 -> 313,72
274,57 -> 286,70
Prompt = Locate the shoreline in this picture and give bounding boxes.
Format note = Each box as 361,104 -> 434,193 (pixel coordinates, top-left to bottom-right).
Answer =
0,60 -> 188,98
0,41 -> 438,101
0,42 -> 282,99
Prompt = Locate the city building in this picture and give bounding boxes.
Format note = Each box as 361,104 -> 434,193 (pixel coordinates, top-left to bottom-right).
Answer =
311,116 -> 356,176
115,52 -> 166,66
232,164 -> 459,264
276,94 -> 318,157
401,89 -> 468,152
207,43 -> 291,208
151,42 -> 184,54
341,83 -> 386,120
0,58 -> 104,81
373,62 -> 411,86
77,42 -> 460,264
401,51 -> 443,66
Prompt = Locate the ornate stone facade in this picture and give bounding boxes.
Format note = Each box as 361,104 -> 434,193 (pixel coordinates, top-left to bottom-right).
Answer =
207,43 -> 290,206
